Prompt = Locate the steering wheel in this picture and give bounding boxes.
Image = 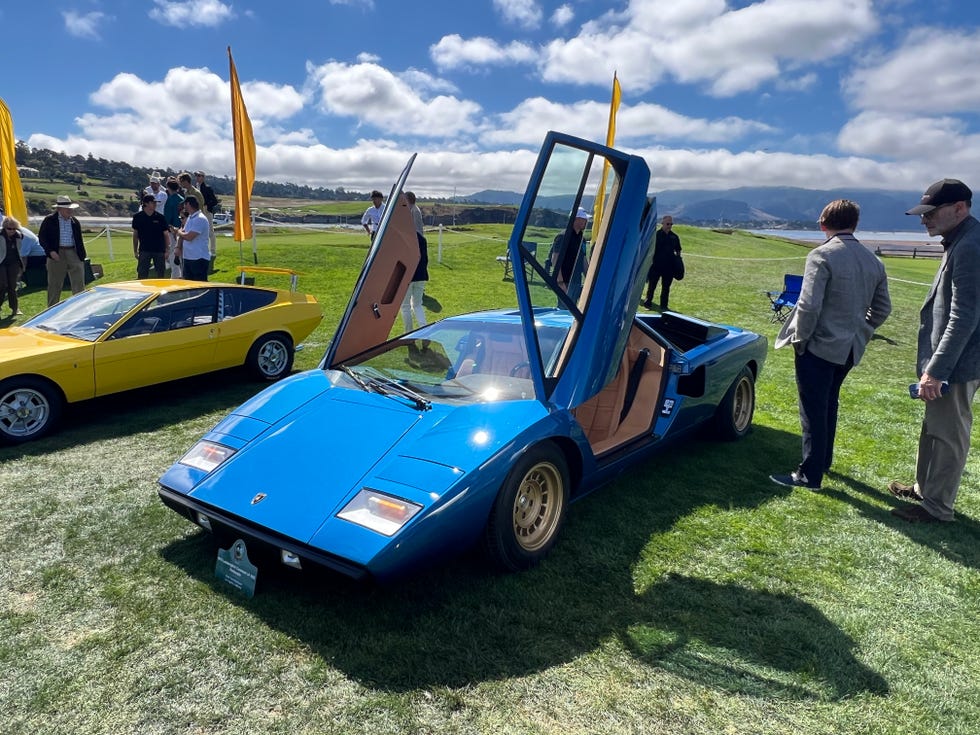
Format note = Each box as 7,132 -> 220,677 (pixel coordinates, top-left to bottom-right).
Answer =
509,361 -> 531,377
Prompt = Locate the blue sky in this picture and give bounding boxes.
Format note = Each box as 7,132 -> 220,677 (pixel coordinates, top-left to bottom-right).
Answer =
2,0 -> 979,197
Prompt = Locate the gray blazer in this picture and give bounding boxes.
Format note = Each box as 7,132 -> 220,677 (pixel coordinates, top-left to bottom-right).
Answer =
776,233 -> 891,366
918,215 -> 980,383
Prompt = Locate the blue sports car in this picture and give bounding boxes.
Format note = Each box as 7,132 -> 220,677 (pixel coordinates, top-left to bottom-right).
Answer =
158,132 -> 767,582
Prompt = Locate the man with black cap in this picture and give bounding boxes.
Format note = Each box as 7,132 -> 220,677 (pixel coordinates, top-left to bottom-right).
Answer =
889,179 -> 980,522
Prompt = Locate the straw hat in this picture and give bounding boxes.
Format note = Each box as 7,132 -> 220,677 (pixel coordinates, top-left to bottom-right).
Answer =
53,195 -> 80,209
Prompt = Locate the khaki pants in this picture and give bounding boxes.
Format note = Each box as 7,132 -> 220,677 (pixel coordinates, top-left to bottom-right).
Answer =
46,247 -> 86,306
915,379 -> 980,521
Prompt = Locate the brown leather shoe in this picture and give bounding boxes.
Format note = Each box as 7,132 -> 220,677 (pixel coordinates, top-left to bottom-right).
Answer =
891,504 -> 944,523
888,481 -> 923,501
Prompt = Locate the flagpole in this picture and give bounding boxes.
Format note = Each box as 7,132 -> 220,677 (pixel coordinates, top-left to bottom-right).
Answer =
593,72 -> 621,234
228,47 -> 257,264
0,98 -> 29,225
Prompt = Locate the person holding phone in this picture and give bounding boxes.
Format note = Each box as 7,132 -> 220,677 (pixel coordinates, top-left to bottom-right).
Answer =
890,179 -> 980,523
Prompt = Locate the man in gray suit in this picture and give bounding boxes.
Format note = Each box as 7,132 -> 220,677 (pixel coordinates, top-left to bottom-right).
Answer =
890,179 -> 980,522
770,199 -> 891,490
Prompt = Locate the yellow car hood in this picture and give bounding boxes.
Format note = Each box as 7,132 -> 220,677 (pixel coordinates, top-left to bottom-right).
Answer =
0,327 -> 88,366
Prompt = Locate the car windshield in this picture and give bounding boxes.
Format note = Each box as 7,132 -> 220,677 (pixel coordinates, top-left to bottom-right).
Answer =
23,287 -> 150,342
339,317 -> 570,404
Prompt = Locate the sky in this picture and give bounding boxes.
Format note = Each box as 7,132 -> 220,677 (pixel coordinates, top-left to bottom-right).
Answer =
2,0 -> 979,198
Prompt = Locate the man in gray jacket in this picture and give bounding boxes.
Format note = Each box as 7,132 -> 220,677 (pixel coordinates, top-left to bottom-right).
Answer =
770,199 -> 891,490
890,179 -> 980,522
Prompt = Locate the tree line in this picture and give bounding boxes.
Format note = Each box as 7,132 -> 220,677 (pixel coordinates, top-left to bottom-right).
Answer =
12,142 -> 375,203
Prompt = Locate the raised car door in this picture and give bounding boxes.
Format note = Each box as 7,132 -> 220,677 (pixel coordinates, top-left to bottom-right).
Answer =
322,154 -> 419,368
508,131 -> 658,409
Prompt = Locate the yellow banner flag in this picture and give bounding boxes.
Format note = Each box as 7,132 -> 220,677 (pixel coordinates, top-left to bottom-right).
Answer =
228,47 -> 256,243
0,98 -> 29,225
592,73 -> 622,234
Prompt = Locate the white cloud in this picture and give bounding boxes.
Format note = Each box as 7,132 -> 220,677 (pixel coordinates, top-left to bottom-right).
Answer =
149,0 -> 232,28
540,0 -> 878,96
89,68 -> 304,129
552,5 -> 574,27
484,98 -> 774,147
307,60 -> 483,137
493,0 -> 543,30
63,11 -> 107,40
430,34 -> 538,70
845,28 -> 980,114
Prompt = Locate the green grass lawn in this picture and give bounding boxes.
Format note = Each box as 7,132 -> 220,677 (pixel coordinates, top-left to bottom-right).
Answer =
2,225 -> 978,735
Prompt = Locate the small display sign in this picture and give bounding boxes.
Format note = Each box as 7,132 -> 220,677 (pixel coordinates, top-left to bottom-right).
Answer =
215,539 -> 258,598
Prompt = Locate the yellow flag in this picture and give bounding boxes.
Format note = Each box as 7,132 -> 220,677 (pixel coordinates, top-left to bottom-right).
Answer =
228,47 -> 256,242
592,73 -> 621,233
0,98 -> 29,225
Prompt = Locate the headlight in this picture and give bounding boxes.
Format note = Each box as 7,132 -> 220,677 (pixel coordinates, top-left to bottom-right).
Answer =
337,488 -> 422,536
180,441 -> 237,472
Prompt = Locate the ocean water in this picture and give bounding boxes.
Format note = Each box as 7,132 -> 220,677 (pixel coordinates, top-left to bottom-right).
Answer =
749,228 -> 939,245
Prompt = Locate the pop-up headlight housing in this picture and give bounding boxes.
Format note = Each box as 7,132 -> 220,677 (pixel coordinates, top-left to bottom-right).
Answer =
180,441 -> 237,473
337,488 -> 423,536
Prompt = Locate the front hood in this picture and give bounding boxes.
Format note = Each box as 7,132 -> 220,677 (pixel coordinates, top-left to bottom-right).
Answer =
189,381 -> 429,543
0,327 -> 86,363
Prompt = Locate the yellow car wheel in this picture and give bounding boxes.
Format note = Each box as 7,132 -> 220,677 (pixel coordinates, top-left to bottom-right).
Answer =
0,377 -> 63,444
247,333 -> 294,381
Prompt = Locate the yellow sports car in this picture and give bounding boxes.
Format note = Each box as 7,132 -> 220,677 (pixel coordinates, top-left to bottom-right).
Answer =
0,280 -> 322,443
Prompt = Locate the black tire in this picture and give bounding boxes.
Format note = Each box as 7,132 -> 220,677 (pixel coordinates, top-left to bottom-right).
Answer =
483,442 -> 570,572
246,333 -> 294,381
0,377 -> 64,444
713,366 -> 755,441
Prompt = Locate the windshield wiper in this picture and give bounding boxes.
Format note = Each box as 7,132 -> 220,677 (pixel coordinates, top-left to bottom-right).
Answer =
340,365 -> 372,393
355,367 -> 431,411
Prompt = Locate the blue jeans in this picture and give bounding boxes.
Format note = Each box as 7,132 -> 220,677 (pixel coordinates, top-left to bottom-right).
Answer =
794,348 -> 854,485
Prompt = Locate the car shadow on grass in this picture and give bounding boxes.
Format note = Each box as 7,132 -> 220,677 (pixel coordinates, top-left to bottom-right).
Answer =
822,474 -> 980,570
0,369 -> 264,461
158,425 -> 887,700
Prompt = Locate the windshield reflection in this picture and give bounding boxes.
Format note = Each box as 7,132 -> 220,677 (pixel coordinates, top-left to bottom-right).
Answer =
23,288 -> 150,342
339,316 -> 570,404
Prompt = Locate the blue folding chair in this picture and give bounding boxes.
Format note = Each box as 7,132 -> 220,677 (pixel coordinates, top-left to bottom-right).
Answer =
766,274 -> 803,323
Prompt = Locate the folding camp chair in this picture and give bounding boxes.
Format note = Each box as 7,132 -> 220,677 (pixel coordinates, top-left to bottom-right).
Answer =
765,274 -> 803,323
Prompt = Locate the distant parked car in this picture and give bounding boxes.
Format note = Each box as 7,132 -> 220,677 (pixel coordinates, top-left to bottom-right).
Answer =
0,281 -> 321,443
158,132 -> 767,583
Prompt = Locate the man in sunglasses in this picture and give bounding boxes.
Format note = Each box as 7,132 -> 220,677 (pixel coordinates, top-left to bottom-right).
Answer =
890,179 -> 980,523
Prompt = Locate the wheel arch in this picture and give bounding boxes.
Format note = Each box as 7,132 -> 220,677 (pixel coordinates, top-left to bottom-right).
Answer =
0,373 -> 69,406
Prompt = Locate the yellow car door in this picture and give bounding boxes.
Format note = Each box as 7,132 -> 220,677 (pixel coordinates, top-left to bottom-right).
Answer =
93,287 -> 220,396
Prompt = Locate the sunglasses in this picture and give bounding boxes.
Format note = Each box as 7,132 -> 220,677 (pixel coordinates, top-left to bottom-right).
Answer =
921,202 -> 956,220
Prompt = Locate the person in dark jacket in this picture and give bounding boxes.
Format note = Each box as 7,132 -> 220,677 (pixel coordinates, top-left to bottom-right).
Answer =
38,195 -> 87,306
890,179 -> 980,522
642,215 -> 681,310
400,191 -> 429,332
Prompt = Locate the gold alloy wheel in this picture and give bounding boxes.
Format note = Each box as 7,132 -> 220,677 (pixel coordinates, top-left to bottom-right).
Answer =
511,460 -> 564,552
731,374 -> 755,433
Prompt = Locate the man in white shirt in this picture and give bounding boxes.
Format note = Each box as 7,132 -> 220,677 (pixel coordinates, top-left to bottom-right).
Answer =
361,190 -> 384,241
175,196 -> 211,281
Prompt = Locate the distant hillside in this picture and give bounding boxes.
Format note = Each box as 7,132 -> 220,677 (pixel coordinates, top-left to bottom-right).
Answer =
466,185 -> 924,231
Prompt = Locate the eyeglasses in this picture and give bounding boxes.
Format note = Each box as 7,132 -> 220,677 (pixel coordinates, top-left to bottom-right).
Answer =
3,227 -> 17,232
921,202 -> 956,220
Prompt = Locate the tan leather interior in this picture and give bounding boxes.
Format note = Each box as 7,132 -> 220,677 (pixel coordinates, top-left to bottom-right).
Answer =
573,325 -> 664,455
456,333 -> 530,379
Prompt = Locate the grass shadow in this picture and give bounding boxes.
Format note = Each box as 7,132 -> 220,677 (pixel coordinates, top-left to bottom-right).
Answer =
158,426 -> 886,701
624,573 -> 889,700
823,474 -> 980,570
0,369 -> 263,461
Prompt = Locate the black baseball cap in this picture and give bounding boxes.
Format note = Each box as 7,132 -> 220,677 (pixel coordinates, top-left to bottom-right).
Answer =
906,178 -> 973,215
